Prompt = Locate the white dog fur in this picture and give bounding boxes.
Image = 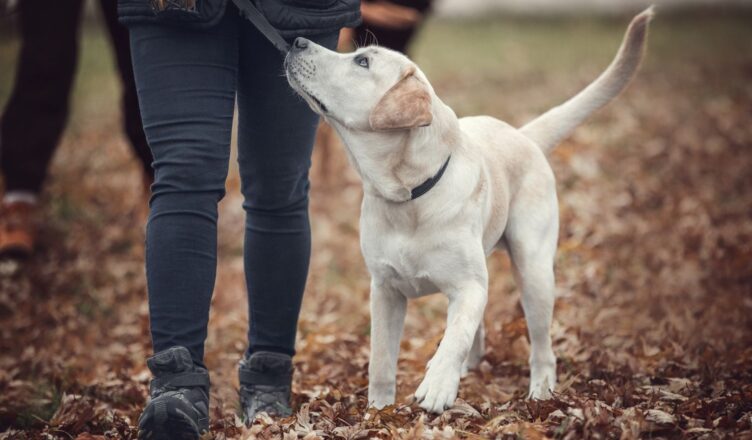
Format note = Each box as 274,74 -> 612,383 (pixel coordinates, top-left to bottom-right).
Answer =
285,7 -> 653,413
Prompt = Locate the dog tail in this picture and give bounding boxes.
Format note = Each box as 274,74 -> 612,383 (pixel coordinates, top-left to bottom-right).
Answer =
520,6 -> 654,153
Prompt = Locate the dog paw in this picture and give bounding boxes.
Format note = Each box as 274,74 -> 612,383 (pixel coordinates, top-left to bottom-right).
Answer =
369,394 -> 395,409
528,383 -> 553,400
527,363 -> 556,400
414,364 -> 460,413
368,384 -> 396,409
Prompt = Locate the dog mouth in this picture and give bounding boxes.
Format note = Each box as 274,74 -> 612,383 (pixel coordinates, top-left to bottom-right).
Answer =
286,66 -> 328,113
305,91 -> 328,113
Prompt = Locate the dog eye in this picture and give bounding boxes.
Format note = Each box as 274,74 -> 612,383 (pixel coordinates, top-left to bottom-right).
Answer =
355,56 -> 369,69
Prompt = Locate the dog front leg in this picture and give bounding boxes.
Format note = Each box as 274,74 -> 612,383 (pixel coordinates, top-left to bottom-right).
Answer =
368,281 -> 407,408
415,280 -> 487,413
462,320 -> 485,377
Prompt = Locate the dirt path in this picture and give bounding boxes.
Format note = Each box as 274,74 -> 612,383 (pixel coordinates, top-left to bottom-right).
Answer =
1,13 -> 751,439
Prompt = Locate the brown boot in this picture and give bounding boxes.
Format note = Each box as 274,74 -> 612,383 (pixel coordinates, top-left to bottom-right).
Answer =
0,200 -> 37,258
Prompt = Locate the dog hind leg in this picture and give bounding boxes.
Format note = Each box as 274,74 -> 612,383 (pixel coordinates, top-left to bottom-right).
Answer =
504,192 -> 558,399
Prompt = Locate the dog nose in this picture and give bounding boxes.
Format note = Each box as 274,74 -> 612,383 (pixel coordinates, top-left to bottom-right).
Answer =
293,37 -> 309,51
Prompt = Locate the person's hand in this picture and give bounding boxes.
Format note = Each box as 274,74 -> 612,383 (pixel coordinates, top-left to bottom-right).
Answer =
361,1 -> 423,30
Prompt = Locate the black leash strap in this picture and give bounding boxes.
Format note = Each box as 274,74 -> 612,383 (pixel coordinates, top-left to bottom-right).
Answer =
231,0 -> 290,53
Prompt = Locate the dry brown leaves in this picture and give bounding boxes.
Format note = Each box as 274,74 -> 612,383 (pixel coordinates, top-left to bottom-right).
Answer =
1,12 -> 752,440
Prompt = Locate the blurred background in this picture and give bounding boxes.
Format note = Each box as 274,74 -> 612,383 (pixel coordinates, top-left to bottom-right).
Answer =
1,0 -> 751,438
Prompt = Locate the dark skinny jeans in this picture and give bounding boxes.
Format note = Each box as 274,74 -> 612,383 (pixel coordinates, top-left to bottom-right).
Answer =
128,8 -> 337,365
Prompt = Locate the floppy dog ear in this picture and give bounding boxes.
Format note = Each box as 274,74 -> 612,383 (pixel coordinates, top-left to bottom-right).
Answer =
369,71 -> 433,131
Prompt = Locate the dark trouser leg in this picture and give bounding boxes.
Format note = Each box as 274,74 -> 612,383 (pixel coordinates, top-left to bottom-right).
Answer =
98,0 -> 153,180
354,0 -> 433,54
236,26 -> 338,356
128,12 -> 238,366
355,24 -> 415,53
0,0 -> 84,193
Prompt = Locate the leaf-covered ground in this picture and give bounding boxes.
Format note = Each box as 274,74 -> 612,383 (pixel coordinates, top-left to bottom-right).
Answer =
1,10 -> 751,440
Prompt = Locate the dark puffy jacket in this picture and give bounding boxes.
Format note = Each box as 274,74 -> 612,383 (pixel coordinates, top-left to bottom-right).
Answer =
118,0 -> 361,37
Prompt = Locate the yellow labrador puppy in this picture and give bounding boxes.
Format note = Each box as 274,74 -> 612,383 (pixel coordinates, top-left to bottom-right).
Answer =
285,8 -> 653,413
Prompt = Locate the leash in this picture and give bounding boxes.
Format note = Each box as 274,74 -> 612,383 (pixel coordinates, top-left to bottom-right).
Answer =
231,0 -> 291,53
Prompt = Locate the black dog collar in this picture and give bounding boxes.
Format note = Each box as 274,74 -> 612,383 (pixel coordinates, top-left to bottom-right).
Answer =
410,155 -> 451,200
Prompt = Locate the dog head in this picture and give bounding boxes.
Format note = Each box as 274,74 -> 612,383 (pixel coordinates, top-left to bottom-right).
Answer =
285,38 -> 434,132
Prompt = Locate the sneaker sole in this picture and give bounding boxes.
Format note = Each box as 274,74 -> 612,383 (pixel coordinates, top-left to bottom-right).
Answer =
138,400 -> 205,440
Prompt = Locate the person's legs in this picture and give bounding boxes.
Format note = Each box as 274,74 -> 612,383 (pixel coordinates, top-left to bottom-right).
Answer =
236,25 -> 339,357
98,0 -> 153,183
0,0 -> 84,194
0,0 -> 83,257
129,12 -> 238,366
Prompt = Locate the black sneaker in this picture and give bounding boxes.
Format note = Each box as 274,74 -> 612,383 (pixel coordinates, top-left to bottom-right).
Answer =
138,346 -> 210,440
238,351 -> 293,423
